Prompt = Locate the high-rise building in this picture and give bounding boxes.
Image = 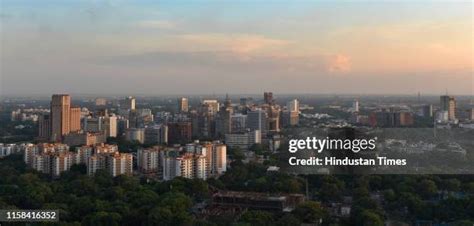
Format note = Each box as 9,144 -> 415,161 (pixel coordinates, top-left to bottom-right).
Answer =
231,113 -> 247,133
144,124 -> 168,145
287,99 -> 299,112
202,100 -> 220,114
421,104 -> 433,118
285,99 -> 300,126
125,128 -> 145,144
83,115 -> 117,138
216,97 -> 233,137
106,153 -> 133,177
264,92 -> 274,105
38,114 -> 51,141
225,130 -> 261,151
211,144 -> 227,176
137,147 -> 161,174
95,98 -> 107,106
178,97 -> 189,112
87,152 -> 133,177
50,94 -> 71,142
352,100 -> 359,112
121,96 -> 136,111
440,95 -> 456,121
161,142 -> 226,181
168,122 -> 192,144
266,105 -> 281,133
247,108 -> 268,136
470,108 -> 474,121
70,107 -> 81,132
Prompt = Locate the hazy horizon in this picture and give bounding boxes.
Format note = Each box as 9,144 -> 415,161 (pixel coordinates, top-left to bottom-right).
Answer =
1,1 -> 473,96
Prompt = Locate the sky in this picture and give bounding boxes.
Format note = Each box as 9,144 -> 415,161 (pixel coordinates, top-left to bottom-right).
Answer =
0,0 -> 472,96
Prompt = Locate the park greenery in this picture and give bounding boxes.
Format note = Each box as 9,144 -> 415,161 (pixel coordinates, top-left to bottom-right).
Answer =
1,151 -> 474,226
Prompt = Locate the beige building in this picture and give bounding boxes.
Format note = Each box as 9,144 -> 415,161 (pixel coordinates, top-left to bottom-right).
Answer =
70,107 -> 81,132
178,97 -> 189,112
50,94 -> 71,141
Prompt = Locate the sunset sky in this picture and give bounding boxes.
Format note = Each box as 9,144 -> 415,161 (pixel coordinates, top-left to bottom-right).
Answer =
1,0 -> 472,95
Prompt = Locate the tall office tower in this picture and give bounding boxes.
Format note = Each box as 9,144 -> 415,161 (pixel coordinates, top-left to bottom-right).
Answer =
70,107 -> 81,132
117,117 -> 129,136
216,96 -> 233,137
144,124 -> 168,144
287,99 -> 300,112
123,96 -> 136,110
50,94 -> 71,142
247,108 -> 268,136
352,100 -> 359,112
38,114 -> 51,140
421,105 -> 433,118
231,113 -> 247,133
178,97 -> 189,112
202,100 -> 220,114
440,95 -> 456,120
137,147 -> 161,174
470,109 -> 474,121
266,105 -> 281,133
264,92 -> 274,105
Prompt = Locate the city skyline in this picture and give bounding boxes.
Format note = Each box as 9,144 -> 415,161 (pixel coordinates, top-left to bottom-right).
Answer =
1,0 -> 473,95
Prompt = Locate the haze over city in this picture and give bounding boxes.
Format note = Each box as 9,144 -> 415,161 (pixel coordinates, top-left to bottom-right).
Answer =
1,0 -> 472,95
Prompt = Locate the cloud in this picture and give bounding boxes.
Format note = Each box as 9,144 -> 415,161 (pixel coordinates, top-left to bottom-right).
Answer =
177,34 -> 290,54
137,20 -> 176,29
328,54 -> 351,73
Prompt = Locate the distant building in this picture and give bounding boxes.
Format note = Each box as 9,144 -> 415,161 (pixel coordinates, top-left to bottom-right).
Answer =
144,124 -> 168,145
38,114 -> 51,141
122,96 -> 136,111
247,108 -> 268,136
88,152 -> 133,177
125,128 -> 145,144
369,110 -> 414,127
440,95 -> 456,120
225,130 -> 261,150
178,97 -> 189,112
50,94 -> 71,142
63,132 -> 106,146
202,100 -> 220,114
231,113 -> 247,133
168,122 -> 192,144
264,92 -> 274,105
137,147 -> 161,174
162,142 -> 226,181
83,115 -> 117,138
70,107 -> 81,133
421,104 -> 433,118
95,98 -> 107,106
352,100 -> 359,112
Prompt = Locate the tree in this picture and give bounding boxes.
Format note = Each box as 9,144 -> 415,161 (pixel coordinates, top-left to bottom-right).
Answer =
239,210 -> 274,226
418,179 -> 437,198
355,210 -> 384,226
293,201 -> 326,223
82,211 -> 122,226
